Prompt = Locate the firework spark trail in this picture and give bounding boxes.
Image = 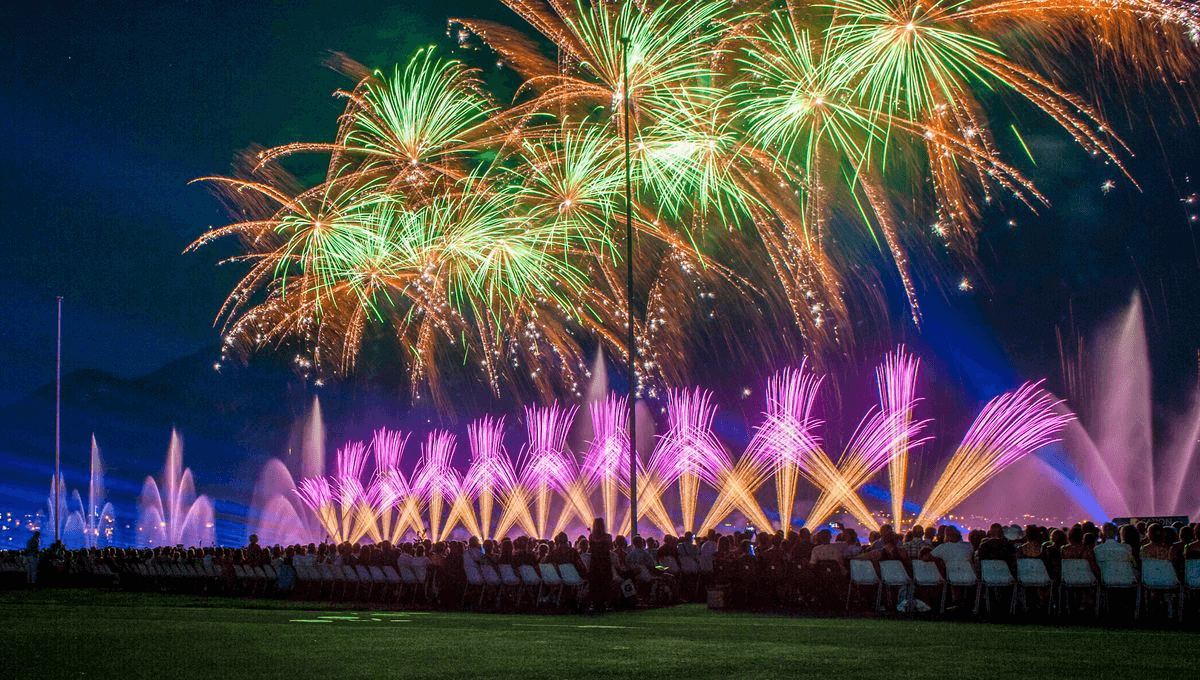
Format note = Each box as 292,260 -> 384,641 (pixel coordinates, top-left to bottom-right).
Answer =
295,476 -> 340,542
728,363 -> 826,531
701,365 -> 826,532
879,348 -> 921,526
581,395 -> 631,533
367,429 -> 423,542
337,442 -> 380,544
412,431 -> 458,541
648,388 -> 735,533
804,401 -> 930,531
515,404 -> 578,538
463,417 -> 518,539
294,441 -> 374,544
917,382 -> 1075,526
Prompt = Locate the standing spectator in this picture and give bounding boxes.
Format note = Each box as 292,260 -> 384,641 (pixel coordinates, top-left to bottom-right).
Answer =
588,518 -> 613,612
25,531 -> 40,584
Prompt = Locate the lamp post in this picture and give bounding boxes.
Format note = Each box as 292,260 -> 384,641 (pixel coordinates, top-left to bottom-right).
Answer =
621,34 -> 638,540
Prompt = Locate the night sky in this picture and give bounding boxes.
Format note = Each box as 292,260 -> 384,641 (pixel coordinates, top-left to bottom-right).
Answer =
3,2 -> 1200,451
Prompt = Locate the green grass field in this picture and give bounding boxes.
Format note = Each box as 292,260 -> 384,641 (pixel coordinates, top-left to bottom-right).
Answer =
0,590 -> 1192,680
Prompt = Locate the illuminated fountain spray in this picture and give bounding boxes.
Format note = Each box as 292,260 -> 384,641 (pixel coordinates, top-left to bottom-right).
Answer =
45,473 -> 68,541
1062,295 -> 1200,517
62,436 -> 116,548
250,397 -> 328,545
137,430 -> 216,546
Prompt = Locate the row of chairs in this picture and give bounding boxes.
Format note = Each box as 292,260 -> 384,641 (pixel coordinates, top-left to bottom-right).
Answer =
291,562 -> 430,602
846,557 -> 1200,620
463,561 -> 586,609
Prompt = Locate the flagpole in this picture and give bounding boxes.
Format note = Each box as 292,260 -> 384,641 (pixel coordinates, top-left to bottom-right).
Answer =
55,296 -> 62,544
621,35 -> 638,540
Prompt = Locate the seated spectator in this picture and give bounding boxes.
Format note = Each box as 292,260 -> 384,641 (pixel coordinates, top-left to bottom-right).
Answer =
924,526 -> 938,546
625,536 -> 656,579
1141,523 -> 1172,561
931,526 -> 973,567
840,529 -> 862,558
1060,525 -> 1099,581
870,524 -> 896,551
790,528 -> 813,566
855,532 -> 907,565
810,529 -> 846,574
1018,525 -> 1044,559
1094,525 -> 1134,565
900,525 -> 929,559
977,525 -> 1015,565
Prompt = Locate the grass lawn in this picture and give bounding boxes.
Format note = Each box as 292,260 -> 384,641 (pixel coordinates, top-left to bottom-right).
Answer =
0,589 -> 1192,680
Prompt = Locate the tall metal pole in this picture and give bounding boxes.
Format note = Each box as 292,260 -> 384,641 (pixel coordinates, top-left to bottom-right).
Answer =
55,296 -> 62,545
621,35 -> 638,540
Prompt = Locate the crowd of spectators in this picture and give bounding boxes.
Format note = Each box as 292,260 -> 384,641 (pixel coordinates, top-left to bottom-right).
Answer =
3,517 -> 1197,622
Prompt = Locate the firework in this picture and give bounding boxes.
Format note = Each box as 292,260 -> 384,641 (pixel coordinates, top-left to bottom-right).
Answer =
580,395 -> 631,533
197,1 -> 1197,401
516,404 -> 579,538
879,347 -> 922,524
917,382 -> 1074,526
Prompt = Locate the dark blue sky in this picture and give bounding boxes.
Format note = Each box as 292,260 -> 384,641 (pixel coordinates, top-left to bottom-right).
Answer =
2,0 -> 1199,409
0,1 -> 498,404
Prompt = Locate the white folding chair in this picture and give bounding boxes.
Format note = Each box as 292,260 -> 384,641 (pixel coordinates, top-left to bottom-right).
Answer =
518,564 -> 542,607
480,564 -> 503,608
1185,559 -> 1200,620
977,560 -> 1016,615
912,560 -> 947,614
1099,559 -> 1139,616
341,564 -> 360,599
1139,558 -> 1182,621
411,562 -> 429,601
846,559 -> 881,613
498,564 -> 522,605
463,560 -> 485,609
293,563 -> 316,597
557,563 -> 584,606
880,560 -> 914,613
1015,558 -> 1053,614
233,563 -> 250,591
398,565 -> 419,602
538,563 -> 564,606
315,564 -> 337,599
355,565 -> 375,600
1058,559 -> 1099,617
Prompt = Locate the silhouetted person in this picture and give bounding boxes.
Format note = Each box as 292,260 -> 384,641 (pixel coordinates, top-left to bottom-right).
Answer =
588,518 -> 613,613
25,531 -> 40,584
